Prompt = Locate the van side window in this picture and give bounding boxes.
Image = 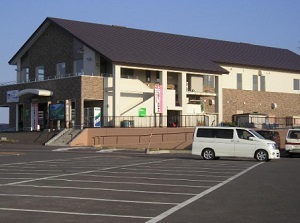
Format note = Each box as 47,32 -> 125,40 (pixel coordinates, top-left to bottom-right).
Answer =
196,129 -> 233,139
197,129 -> 214,138
237,129 -> 252,140
215,129 -> 233,139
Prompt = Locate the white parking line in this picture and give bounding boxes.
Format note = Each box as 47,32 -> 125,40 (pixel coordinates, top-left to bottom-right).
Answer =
0,208 -> 152,219
46,178 -> 210,188
84,174 -> 223,183
96,170 -> 230,178
0,193 -> 178,205
2,158 -> 176,186
146,162 -> 264,223
14,184 -> 197,196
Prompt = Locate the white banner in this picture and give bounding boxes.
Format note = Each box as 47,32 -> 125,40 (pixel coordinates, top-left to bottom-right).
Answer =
154,85 -> 163,113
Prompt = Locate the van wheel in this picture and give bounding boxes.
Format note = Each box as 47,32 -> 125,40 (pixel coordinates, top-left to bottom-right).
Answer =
202,149 -> 215,160
255,150 -> 268,162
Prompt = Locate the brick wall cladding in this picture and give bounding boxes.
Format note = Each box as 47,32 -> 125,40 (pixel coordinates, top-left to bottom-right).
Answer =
23,24 -> 74,79
0,76 -> 103,129
223,89 -> 300,122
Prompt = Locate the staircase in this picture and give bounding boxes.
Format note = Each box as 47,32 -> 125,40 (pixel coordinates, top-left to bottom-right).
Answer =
45,128 -> 81,146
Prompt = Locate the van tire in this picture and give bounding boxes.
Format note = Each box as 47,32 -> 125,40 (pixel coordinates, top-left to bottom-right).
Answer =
255,149 -> 268,162
202,148 -> 215,160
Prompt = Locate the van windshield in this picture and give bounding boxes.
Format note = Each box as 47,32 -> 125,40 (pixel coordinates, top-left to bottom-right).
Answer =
249,129 -> 265,139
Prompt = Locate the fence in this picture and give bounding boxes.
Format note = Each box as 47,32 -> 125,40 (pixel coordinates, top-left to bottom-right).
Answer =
99,114 -> 218,128
229,116 -> 300,129
86,115 -> 300,129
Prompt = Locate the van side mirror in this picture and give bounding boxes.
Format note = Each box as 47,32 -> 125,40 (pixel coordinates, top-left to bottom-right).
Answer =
249,137 -> 254,141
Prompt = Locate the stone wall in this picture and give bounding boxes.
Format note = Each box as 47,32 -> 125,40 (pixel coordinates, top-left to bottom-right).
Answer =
223,89 -> 300,122
23,24 -> 74,80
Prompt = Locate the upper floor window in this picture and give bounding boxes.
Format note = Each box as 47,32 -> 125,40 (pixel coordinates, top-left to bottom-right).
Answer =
237,73 -> 242,89
56,62 -> 66,77
294,79 -> 300,90
121,68 -> 134,78
260,76 -> 265,91
36,66 -> 44,81
253,75 -> 258,91
21,68 -> 29,83
146,70 -> 151,82
203,75 -> 214,87
74,59 -> 83,75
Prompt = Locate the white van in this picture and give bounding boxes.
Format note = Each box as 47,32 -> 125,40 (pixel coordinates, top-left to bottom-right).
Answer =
285,129 -> 300,157
192,126 -> 280,161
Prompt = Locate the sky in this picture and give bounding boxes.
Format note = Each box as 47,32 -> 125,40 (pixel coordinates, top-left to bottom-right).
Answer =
0,0 -> 300,123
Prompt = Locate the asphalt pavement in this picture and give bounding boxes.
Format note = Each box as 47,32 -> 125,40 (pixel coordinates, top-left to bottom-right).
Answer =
0,144 -> 299,223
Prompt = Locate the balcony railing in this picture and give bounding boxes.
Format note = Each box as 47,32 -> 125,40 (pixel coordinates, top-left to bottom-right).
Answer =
0,72 -> 112,86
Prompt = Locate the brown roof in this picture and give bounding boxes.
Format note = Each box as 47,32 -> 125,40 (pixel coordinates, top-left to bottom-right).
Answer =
10,17 -> 300,74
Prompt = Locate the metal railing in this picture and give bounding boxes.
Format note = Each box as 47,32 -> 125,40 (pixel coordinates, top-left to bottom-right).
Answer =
0,72 -> 112,86
224,116 -> 300,129
86,114 -> 217,128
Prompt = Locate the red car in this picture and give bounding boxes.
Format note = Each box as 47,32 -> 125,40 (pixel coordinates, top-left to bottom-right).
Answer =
255,130 -> 281,149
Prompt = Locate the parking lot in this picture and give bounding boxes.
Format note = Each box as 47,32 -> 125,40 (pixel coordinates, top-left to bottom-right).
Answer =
0,144 -> 299,223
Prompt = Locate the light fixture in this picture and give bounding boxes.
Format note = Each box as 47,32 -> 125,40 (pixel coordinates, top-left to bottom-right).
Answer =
77,47 -> 84,54
271,103 -> 277,109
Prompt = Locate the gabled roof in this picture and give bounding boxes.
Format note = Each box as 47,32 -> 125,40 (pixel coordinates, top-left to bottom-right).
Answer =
9,17 -> 300,74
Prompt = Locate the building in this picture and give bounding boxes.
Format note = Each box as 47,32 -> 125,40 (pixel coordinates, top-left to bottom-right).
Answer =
0,17 -> 300,131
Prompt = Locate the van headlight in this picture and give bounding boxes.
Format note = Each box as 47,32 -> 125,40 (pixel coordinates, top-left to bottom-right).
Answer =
267,143 -> 276,149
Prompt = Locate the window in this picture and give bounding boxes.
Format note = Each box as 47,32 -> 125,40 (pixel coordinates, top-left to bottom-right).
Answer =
196,128 -> 233,139
293,79 -> 300,90
21,68 -> 29,82
260,76 -> 265,91
237,129 -> 252,140
74,59 -> 83,75
36,66 -> 44,81
56,62 -> 66,77
237,73 -> 242,89
253,75 -> 258,91
203,75 -> 214,87
156,71 -> 160,82
146,70 -> 151,82
121,68 -> 134,78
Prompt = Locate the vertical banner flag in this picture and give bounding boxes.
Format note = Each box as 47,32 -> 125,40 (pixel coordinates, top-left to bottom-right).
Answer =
154,85 -> 163,113
93,107 -> 101,127
31,104 -> 38,130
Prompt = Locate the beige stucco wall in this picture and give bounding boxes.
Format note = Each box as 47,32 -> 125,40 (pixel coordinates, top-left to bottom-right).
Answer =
221,65 -> 300,93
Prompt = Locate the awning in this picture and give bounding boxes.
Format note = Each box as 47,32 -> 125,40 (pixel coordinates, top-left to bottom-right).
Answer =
18,89 -> 53,97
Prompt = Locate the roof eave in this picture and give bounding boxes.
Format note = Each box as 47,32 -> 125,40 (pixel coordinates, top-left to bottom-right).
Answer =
115,61 -> 229,75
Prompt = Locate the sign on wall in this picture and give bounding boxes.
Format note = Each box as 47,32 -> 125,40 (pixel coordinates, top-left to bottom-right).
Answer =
154,85 -> 163,113
139,108 -> 146,117
7,90 -> 19,103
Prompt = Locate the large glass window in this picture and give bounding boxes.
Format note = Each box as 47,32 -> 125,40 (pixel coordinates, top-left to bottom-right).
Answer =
121,68 -> 134,78
74,59 -> 83,75
36,66 -> 44,81
21,68 -> 29,82
237,73 -> 242,89
56,62 -> 66,77
260,76 -> 265,91
293,79 -> 300,90
253,75 -> 258,91
203,75 -> 214,87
